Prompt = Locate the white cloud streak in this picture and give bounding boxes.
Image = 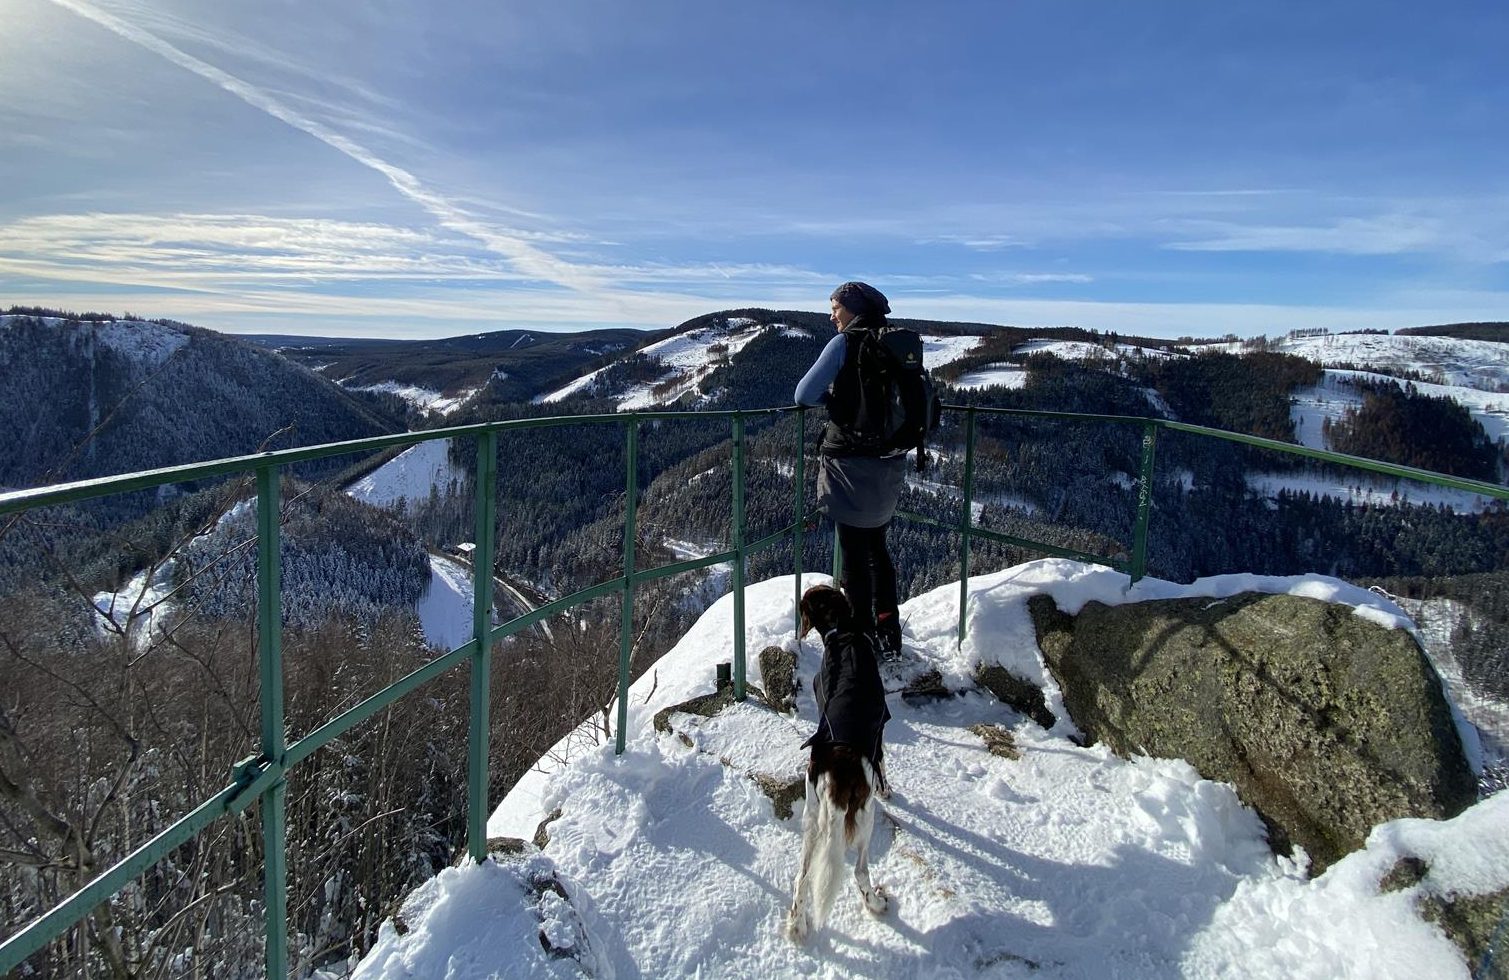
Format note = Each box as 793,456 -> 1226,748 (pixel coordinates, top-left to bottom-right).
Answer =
44,0 -> 608,294
0,211 -> 837,294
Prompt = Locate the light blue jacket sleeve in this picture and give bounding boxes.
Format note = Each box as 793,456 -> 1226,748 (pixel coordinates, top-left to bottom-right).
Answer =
794,333 -> 847,406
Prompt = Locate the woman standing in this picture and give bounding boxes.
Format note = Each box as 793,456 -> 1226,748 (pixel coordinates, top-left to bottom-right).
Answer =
794,281 -> 907,653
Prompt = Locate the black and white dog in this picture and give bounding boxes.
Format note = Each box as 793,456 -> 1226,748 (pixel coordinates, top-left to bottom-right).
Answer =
786,584 -> 893,943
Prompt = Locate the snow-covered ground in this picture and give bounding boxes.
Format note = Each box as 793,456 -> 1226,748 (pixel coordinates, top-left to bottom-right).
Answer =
1244,469 -> 1498,514
357,562 -> 1506,980
91,563 -> 177,648
417,554 -> 480,652
345,380 -> 478,416
920,333 -> 985,368
1015,339 -> 1119,361
1257,333 -> 1509,392
952,363 -> 1029,391
535,318 -> 772,409
1014,339 -> 1181,363
345,439 -> 465,510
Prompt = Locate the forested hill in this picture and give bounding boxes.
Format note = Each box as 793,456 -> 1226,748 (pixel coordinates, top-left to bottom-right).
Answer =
1396,322 -> 1509,344
255,325 -> 653,408
0,312 -> 403,495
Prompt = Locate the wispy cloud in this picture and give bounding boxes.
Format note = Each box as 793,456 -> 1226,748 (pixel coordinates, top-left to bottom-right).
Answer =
917,234 -> 1029,252
0,211 -> 833,303
968,272 -> 1094,286
1165,215 -> 1449,256
44,0 -> 607,293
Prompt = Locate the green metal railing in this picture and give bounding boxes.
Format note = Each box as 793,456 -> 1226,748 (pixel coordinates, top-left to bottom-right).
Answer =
3,403 -> 1507,978
910,405 -> 1509,644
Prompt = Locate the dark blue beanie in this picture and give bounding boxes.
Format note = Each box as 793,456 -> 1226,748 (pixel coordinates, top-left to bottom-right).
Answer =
830,281 -> 890,317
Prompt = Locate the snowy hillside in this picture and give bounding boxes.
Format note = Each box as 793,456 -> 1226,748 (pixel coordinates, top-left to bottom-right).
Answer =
354,562 -> 1507,980
0,313 -> 189,368
1015,338 -> 1181,363
1292,368 -> 1509,446
340,379 -> 479,416
535,318 -> 987,411
346,439 -> 466,509
534,317 -> 774,408
1265,333 -> 1509,391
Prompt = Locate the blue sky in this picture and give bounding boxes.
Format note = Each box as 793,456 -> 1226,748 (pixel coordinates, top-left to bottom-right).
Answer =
1,0 -> 1506,339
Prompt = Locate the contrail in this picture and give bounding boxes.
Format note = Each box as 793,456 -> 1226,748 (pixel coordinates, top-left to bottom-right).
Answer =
46,0 -> 606,294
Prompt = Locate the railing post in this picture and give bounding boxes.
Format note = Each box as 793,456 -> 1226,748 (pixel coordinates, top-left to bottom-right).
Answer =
793,407 -> 805,640
732,414 -> 747,701
467,430 -> 498,862
1130,421 -> 1158,584
958,407 -> 977,649
617,419 -> 639,753
832,525 -> 843,582
255,465 -> 288,980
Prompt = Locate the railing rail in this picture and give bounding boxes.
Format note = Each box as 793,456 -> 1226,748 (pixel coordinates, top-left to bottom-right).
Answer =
3,402 -> 1507,977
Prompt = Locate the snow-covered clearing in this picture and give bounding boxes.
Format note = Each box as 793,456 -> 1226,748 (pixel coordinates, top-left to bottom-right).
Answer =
1014,339 -> 1179,364
1244,468 -> 1498,514
90,499 -> 254,648
616,320 -> 769,411
536,319 -> 771,410
92,564 -> 177,648
920,333 -> 985,369
1260,333 -> 1509,391
345,439 -> 465,510
347,381 -> 478,416
952,363 -> 1029,390
359,562 -> 1504,979
417,554 -> 479,652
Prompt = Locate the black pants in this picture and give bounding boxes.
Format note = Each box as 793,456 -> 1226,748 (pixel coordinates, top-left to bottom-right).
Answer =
837,521 -> 898,633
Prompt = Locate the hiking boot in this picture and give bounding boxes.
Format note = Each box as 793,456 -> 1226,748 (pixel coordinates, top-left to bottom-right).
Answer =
875,612 -> 902,658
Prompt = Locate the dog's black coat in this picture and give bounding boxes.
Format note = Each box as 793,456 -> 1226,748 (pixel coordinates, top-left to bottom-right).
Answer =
801,610 -> 890,776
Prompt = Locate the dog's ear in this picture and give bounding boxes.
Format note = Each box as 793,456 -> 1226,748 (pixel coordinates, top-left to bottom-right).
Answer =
800,585 -> 851,636
798,587 -> 823,638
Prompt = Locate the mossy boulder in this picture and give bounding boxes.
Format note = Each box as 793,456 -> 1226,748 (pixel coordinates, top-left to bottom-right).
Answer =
1381,856 -> 1509,978
759,645 -> 798,714
1030,592 -> 1477,873
974,663 -> 1055,729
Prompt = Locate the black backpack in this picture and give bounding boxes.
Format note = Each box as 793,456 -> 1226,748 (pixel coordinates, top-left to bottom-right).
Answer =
828,325 -> 941,471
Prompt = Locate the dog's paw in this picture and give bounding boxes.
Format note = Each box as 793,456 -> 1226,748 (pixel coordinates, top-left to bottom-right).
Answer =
862,884 -> 893,917
785,908 -> 814,944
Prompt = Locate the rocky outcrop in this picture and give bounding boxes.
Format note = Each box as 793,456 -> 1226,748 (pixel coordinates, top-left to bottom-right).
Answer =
1381,856 -> 1508,978
969,723 -> 1021,760
759,645 -> 798,714
1029,592 -> 1477,873
974,664 -> 1055,729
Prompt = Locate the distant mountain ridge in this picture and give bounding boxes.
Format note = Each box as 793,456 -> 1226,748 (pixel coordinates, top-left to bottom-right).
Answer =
254,326 -> 656,414
0,312 -> 402,496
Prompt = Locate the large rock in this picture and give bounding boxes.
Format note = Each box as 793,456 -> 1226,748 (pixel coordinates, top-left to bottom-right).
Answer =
1030,592 -> 1477,873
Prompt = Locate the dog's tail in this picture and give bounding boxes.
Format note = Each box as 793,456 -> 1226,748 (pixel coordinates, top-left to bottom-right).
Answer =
823,744 -> 874,844
798,745 -> 879,937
